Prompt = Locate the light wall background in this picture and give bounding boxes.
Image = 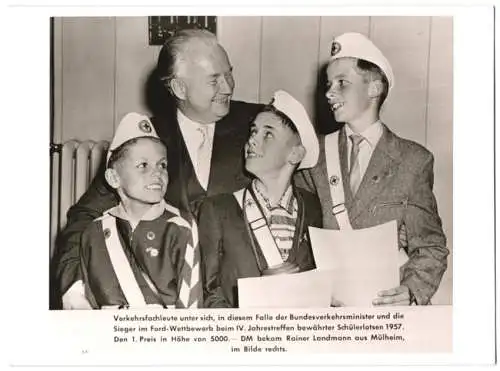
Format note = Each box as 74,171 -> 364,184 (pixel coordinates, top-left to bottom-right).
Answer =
52,16 -> 453,304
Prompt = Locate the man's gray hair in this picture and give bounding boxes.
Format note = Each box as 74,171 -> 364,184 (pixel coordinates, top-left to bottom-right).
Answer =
157,29 -> 219,91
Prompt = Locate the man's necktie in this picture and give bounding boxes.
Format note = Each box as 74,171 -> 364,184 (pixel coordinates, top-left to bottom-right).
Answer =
196,125 -> 210,190
349,133 -> 365,196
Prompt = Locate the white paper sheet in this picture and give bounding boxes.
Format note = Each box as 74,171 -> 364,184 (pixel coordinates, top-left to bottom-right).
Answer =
308,220 -> 401,306
237,269 -> 334,308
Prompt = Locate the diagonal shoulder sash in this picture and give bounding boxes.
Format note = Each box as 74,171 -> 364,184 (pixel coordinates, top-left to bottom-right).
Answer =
325,132 -> 409,266
101,216 -> 147,308
233,188 -> 284,268
325,131 -> 353,229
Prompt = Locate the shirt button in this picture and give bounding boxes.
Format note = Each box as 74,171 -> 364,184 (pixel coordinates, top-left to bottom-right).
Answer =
146,231 -> 155,240
145,246 -> 159,257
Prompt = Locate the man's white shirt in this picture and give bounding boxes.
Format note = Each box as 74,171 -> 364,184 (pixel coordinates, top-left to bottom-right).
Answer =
345,120 -> 383,181
177,110 -> 215,190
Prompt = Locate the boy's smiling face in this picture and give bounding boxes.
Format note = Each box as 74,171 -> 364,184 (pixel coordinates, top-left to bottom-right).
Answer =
244,111 -> 301,178
109,138 -> 168,205
325,57 -> 372,125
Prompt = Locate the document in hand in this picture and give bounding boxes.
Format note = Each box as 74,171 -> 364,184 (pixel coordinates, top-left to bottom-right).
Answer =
308,220 -> 400,307
237,269 -> 334,308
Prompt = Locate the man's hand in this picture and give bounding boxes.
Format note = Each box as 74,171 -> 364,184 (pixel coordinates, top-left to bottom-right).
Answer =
372,285 -> 410,306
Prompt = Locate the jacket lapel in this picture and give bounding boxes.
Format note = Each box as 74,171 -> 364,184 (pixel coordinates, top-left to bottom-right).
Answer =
348,124 -> 402,222
207,120 -> 225,192
207,113 -> 251,196
156,113 -> 204,214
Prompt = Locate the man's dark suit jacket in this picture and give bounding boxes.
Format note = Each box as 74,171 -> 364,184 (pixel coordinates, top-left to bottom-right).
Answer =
53,100 -> 263,302
297,124 -> 449,305
198,187 -> 322,308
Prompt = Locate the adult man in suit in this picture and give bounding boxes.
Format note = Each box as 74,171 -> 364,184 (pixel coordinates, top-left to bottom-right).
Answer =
298,33 -> 449,306
53,29 -> 262,309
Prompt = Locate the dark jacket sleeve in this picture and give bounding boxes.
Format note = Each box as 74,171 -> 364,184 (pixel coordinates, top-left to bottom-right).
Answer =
198,198 -> 232,308
400,154 -> 449,305
54,169 -> 119,296
79,223 -> 100,309
294,188 -> 323,272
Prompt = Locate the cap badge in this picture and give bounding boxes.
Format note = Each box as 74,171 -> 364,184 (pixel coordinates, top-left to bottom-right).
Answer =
245,198 -> 254,208
331,41 -> 341,56
138,120 -> 152,133
329,175 -> 340,186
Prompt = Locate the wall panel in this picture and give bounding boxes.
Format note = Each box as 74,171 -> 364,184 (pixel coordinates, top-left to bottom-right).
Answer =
218,16 -> 262,104
115,17 -> 159,129
61,17 -> 115,141
371,16 -> 431,146
259,17 -> 321,116
425,17 -> 453,305
52,18 -> 63,144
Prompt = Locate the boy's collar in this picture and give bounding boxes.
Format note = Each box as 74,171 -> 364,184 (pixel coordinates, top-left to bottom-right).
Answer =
106,200 -> 168,230
252,180 -> 295,214
345,120 -> 383,147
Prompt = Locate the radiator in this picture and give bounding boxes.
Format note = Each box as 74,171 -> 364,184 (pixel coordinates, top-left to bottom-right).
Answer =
50,140 -> 109,259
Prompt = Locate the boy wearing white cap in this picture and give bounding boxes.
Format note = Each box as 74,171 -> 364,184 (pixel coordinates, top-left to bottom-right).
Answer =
299,33 -> 448,306
60,112 -> 202,309
198,90 -> 322,308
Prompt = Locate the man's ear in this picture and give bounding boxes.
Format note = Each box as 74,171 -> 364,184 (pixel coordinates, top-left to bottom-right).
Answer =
368,79 -> 384,99
169,78 -> 187,100
104,168 -> 121,189
288,144 -> 306,167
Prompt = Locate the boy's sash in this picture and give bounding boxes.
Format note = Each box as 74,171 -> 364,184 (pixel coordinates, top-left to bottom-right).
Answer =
324,131 -> 353,229
101,216 -> 148,307
233,188 -> 284,268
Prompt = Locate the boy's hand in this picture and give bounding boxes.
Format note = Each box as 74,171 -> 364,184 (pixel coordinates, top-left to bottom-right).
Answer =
62,294 -> 92,309
372,285 -> 410,306
62,281 -> 92,309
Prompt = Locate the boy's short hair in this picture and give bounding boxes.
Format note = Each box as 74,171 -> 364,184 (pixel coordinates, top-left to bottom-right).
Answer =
107,136 -> 165,169
355,58 -> 389,109
259,104 -> 300,137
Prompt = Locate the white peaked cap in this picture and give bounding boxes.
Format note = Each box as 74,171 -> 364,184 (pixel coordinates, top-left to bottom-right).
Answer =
271,90 -> 319,170
330,32 -> 394,90
106,112 -> 160,165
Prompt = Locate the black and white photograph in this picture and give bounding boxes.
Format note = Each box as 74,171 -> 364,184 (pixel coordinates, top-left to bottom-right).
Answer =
49,15 -> 453,310
5,4 -> 496,367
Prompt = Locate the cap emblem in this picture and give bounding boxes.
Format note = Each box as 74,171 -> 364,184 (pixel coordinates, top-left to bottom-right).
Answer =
138,120 -> 152,133
331,41 -> 341,56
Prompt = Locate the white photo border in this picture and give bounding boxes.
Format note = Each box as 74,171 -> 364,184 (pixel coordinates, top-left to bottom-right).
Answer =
4,2 -> 495,367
